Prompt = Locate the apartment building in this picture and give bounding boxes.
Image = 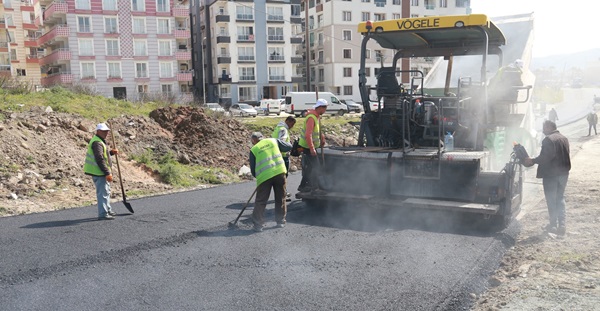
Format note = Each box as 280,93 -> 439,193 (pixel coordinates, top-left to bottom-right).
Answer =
0,0 -> 43,85
2,0 -> 193,102
192,0 -> 304,106
191,0 -> 469,105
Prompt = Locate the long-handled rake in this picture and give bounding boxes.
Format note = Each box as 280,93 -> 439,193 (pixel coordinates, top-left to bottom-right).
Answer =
227,188 -> 258,229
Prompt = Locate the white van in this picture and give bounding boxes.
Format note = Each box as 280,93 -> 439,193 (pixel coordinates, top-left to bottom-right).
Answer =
259,99 -> 281,115
284,92 -> 347,117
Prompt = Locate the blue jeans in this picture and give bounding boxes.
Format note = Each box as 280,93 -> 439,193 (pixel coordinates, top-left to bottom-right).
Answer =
92,176 -> 112,217
542,174 -> 569,227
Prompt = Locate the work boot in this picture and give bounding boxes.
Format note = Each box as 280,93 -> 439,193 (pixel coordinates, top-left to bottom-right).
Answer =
108,211 -> 117,216
253,224 -> 263,232
557,225 -> 566,236
286,192 -> 292,202
98,214 -> 115,221
542,224 -> 557,234
276,222 -> 285,229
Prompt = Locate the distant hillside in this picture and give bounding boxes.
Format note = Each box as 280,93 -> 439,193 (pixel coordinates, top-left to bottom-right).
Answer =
532,49 -> 600,70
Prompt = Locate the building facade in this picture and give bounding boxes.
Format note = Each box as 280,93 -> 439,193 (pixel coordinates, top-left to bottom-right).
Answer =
192,0 -> 470,105
2,0 -> 193,102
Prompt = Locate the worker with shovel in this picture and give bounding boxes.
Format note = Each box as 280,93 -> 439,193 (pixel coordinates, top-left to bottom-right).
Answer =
249,132 -> 292,232
84,123 -> 119,220
298,99 -> 328,194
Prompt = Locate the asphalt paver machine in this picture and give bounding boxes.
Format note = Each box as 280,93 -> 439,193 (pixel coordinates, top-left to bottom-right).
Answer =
297,14 -> 534,229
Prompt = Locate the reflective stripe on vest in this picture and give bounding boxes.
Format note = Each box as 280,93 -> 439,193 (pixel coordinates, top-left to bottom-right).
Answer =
299,113 -> 320,149
83,135 -> 109,176
251,138 -> 287,186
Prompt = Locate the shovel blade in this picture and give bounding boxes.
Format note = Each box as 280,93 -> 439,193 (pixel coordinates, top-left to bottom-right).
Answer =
123,201 -> 134,214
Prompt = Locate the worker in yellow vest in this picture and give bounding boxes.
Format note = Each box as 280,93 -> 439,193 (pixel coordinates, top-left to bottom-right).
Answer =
83,123 -> 119,220
249,132 -> 292,232
298,99 -> 327,194
272,116 -> 296,201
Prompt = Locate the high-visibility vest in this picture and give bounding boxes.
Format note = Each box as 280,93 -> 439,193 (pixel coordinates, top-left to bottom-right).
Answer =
272,124 -> 290,157
251,138 -> 287,186
83,135 -> 110,176
299,113 -> 320,149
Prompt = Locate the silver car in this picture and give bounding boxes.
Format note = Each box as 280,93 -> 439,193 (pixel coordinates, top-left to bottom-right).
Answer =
230,103 -> 258,117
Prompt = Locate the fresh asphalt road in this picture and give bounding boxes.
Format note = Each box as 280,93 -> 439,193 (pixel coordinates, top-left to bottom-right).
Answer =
0,171 -> 514,311
3,88 -> 594,311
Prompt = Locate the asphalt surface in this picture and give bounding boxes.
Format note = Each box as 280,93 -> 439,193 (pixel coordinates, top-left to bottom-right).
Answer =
1,89 -> 594,311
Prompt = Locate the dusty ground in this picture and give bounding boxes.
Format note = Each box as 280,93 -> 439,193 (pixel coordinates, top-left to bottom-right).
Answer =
1,106 -> 598,310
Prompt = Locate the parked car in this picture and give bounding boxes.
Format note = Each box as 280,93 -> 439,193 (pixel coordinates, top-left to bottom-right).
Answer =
279,99 -> 286,112
369,100 -> 384,111
341,99 -> 363,113
230,103 -> 258,117
206,103 -> 226,113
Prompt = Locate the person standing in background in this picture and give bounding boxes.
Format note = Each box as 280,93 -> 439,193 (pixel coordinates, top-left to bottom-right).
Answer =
298,99 -> 328,194
272,116 -> 296,201
586,110 -> 598,136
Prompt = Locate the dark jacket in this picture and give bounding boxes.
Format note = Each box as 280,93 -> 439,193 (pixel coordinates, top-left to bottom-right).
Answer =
533,130 -> 570,178
249,138 -> 292,177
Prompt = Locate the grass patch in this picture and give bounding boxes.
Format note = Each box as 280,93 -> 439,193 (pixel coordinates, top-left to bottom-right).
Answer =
239,115 -> 361,138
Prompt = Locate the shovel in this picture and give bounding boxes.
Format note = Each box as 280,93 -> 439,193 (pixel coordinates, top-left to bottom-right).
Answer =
108,122 -> 134,214
228,187 -> 258,229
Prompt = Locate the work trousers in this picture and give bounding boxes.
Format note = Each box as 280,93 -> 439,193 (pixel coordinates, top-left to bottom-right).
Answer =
588,123 -> 597,136
542,174 -> 569,227
252,173 -> 287,226
299,148 -> 321,191
92,175 -> 112,217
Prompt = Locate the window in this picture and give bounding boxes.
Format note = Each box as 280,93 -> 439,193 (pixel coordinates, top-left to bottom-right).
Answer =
239,67 -> 255,81
75,0 -> 90,10
424,0 -> 434,9
107,62 -> 121,78
343,49 -> 351,59
137,84 -> 148,93
361,0 -> 370,2
343,30 -> 352,41
268,67 -> 285,81
134,40 -> 147,56
374,13 -> 385,21
104,17 -> 118,33
238,47 -> 254,61
267,27 -> 284,41
239,86 -> 257,102
318,68 -> 324,82
103,0 -> 117,10
362,12 -> 370,22
374,0 -> 386,7
77,16 -> 91,32
393,0 -> 401,4
365,49 -> 371,59
132,0 -> 145,11
291,4 -> 301,17
411,0 -> 419,5
157,19 -> 170,34
365,67 -> 371,77
455,0 -> 468,7
160,62 -> 173,78
133,17 -> 146,34
343,85 -> 353,95
78,38 -> 94,56
106,39 -> 119,56
236,5 -> 253,20
393,13 -> 401,19
268,47 -> 284,60
161,84 -> 173,94
343,67 -> 352,77
267,6 -> 283,21
342,11 -> 351,22
135,63 -> 148,78
158,40 -> 172,56
17,69 -> 26,76
375,50 -> 383,61
237,26 -> 254,41
80,62 -> 95,79
439,0 -> 447,7
157,0 -> 169,12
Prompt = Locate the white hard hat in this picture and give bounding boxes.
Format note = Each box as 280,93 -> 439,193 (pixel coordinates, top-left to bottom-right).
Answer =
95,123 -> 110,131
314,98 -> 328,109
514,59 -> 524,69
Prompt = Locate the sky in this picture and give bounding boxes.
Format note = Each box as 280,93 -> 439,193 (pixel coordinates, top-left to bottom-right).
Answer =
470,0 -> 599,58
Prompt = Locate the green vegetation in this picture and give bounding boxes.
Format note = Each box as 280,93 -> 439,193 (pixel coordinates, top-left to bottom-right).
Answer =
239,114 -> 361,137
0,86 -> 169,122
130,149 -> 238,187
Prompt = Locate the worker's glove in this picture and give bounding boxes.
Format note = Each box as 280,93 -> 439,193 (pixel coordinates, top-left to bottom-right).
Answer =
310,148 -> 317,156
110,149 -> 119,155
106,174 -> 113,182
522,157 -> 534,168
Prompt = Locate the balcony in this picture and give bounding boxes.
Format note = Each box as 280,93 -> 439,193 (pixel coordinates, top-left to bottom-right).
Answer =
218,74 -> 231,84
41,71 -> 73,86
237,34 -> 255,42
26,54 -> 41,63
291,75 -> 305,83
268,54 -> 284,62
173,4 -> 189,17
175,49 -> 191,60
269,75 -> 285,82
0,65 -> 11,77
216,32 -> 230,43
0,18 -> 5,26
43,0 -> 68,23
24,34 -> 40,47
217,54 -> 231,64
0,41 -> 8,51
291,55 -> 303,64
290,16 -> 302,24
177,70 -> 193,82
22,20 -> 38,30
238,55 -> 255,62
236,14 -> 254,22
267,35 -> 284,43
174,28 -> 190,39
239,75 -> 255,82
39,48 -> 71,66
290,36 -> 303,44
215,13 -> 230,23
38,25 -> 69,47
267,15 -> 284,23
